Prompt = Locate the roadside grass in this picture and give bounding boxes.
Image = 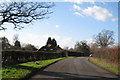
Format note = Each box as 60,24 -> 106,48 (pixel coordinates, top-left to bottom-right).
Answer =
89,57 -> 118,75
2,56 -> 74,79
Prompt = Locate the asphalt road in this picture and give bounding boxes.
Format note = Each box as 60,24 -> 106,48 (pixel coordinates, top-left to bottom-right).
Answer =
29,57 -> 118,80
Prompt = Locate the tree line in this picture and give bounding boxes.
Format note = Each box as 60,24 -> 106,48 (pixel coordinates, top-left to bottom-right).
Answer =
68,29 -> 115,55
1,34 -> 38,51
1,29 -> 115,53
1,29 -> 115,52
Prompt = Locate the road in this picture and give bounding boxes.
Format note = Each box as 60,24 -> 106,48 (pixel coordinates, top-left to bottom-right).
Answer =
29,57 -> 118,80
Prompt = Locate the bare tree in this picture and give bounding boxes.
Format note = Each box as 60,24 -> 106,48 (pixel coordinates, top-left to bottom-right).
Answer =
74,40 -> 90,54
94,29 -> 114,48
0,1 -> 54,30
90,43 -> 98,52
13,34 -> 19,42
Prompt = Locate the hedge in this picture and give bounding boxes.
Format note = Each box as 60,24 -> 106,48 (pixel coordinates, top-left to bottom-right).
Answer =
2,50 -> 90,65
2,50 -> 67,65
68,51 -> 90,57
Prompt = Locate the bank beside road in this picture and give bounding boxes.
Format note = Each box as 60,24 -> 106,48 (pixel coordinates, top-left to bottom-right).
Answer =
89,57 -> 119,75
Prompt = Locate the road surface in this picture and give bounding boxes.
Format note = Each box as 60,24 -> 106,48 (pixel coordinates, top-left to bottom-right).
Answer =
29,57 -> 118,80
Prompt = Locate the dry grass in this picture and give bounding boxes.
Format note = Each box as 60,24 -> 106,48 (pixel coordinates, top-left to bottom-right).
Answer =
91,46 -> 119,75
93,46 -> 118,65
90,57 -> 118,74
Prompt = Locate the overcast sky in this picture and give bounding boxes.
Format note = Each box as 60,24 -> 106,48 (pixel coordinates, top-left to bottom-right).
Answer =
0,1 -> 118,49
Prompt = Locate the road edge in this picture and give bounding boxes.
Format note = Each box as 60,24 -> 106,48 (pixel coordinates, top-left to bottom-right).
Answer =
19,58 -> 64,80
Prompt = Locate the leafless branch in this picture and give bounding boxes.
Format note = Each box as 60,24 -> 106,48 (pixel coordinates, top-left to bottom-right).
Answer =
0,2 -> 55,30
94,29 -> 114,48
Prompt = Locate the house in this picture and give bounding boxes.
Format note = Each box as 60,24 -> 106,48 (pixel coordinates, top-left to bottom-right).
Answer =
38,37 -> 62,51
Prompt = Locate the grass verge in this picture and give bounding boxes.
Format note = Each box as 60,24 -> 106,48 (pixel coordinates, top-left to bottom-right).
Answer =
2,56 -> 74,79
89,57 -> 118,75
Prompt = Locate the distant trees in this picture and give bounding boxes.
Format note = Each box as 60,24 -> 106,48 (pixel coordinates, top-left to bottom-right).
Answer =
47,37 -> 52,45
94,29 -> 114,48
1,37 -> 11,50
1,34 -> 38,51
52,38 -> 57,47
74,40 -> 90,54
90,43 -> 98,53
64,46 -> 69,50
13,34 -> 21,50
22,44 -> 37,51
0,1 -> 54,30
14,40 -> 21,49
13,34 -> 19,42
69,48 -> 74,51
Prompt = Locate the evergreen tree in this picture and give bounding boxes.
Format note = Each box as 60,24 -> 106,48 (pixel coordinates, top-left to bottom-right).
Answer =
47,37 -> 52,45
14,40 -> 21,49
52,38 -> 57,47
